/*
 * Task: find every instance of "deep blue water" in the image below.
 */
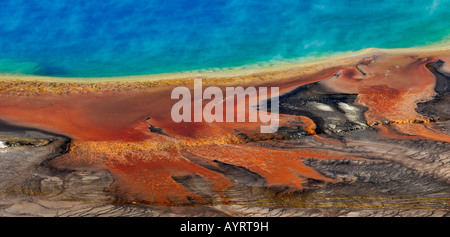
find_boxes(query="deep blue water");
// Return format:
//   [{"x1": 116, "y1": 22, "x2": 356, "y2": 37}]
[{"x1": 0, "y1": 0, "x2": 449, "y2": 77}]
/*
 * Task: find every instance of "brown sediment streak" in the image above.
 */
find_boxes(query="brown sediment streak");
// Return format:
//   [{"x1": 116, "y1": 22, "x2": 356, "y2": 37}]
[
  {"x1": 374, "y1": 123, "x2": 450, "y2": 143},
  {"x1": 54, "y1": 141, "x2": 235, "y2": 204},
  {"x1": 391, "y1": 123, "x2": 450, "y2": 143},
  {"x1": 105, "y1": 150, "x2": 231, "y2": 205},
  {"x1": 52, "y1": 136, "x2": 355, "y2": 203},
  {"x1": 184, "y1": 144, "x2": 355, "y2": 191},
  {"x1": 376, "y1": 126, "x2": 420, "y2": 140},
  {"x1": 55, "y1": 139, "x2": 356, "y2": 201}
]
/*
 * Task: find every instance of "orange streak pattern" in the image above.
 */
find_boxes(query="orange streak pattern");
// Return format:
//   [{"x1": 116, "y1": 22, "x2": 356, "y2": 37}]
[
  {"x1": 185, "y1": 144, "x2": 355, "y2": 191},
  {"x1": 105, "y1": 150, "x2": 231, "y2": 205},
  {"x1": 1, "y1": 52, "x2": 449, "y2": 204},
  {"x1": 53, "y1": 139, "x2": 356, "y2": 203}
]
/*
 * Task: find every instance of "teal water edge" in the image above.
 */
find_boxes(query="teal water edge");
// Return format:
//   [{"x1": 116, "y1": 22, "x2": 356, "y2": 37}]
[{"x1": 0, "y1": 0, "x2": 449, "y2": 77}]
